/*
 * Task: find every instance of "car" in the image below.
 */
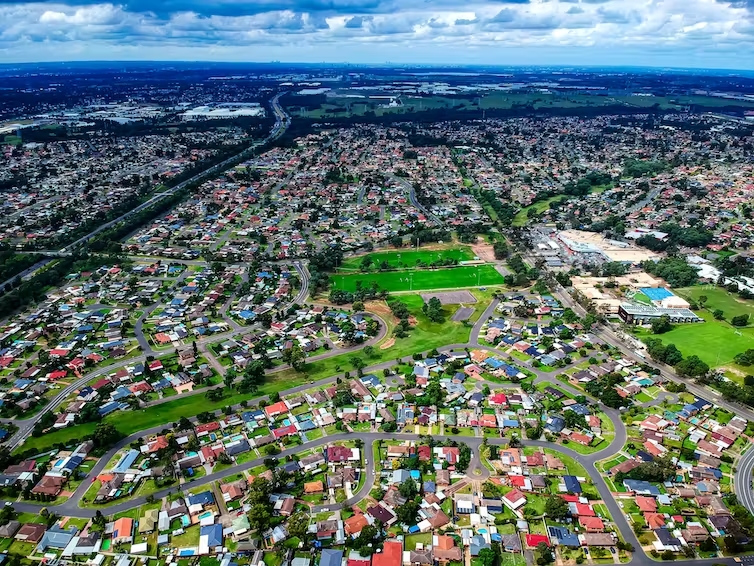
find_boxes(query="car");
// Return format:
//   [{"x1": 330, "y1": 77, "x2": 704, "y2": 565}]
[{"x1": 610, "y1": 548, "x2": 616, "y2": 555}]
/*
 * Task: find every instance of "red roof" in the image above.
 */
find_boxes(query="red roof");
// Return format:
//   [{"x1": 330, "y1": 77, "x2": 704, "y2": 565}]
[
  {"x1": 195, "y1": 422, "x2": 220, "y2": 434},
  {"x1": 574, "y1": 503, "x2": 595, "y2": 517},
  {"x1": 92, "y1": 379, "x2": 110, "y2": 390},
  {"x1": 636, "y1": 496, "x2": 657, "y2": 513},
  {"x1": 273, "y1": 424, "x2": 297, "y2": 438},
  {"x1": 148, "y1": 360, "x2": 163, "y2": 371},
  {"x1": 525, "y1": 535, "x2": 549, "y2": 548},
  {"x1": 560, "y1": 494, "x2": 580, "y2": 503},
  {"x1": 509, "y1": 475, "x2": 527, "y2": 487},
  {"x1": 489, "y1": 393, "x2": 508, "y2": 405},
  {"x1": 417, "y1": 446, "x2": 431, "y2": 461},
  {"x1": 579, "y1": 517, "x2": 605, "y2": 530},
  {"x1": 372, "y1": 541, "x2": 402, "y2": 566},
  {"x1": 265, "y1": 401, "x2": 289, "y2": 417},
  {"x1": 49, "y1": 349, "x2": 69, "y2": 357},
  {"x1": 47, "y1": 370, "x2": 67, "y2": 380}
]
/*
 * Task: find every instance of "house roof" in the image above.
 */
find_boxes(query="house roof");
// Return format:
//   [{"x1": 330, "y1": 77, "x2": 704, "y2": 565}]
[{"x1": 372, "y1": 540, "x2": 402, "y2": 566}]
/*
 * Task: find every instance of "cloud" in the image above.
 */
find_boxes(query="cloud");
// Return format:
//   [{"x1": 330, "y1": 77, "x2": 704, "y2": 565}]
[{"x1": 0, "y1": 0, "x2": 751, "y2": 68}]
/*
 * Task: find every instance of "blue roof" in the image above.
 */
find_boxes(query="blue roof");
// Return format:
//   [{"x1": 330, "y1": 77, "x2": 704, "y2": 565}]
[
  {"x1": 188, "y1": 491, "x2": 214, "y2": 506},
  {"x1": 113, "y1": 449, "x2": 140, "y2": 474},
  {"x1": 623, "y1": 479, "x2": 661, "y2": 495},
  {"x1": 200, "y1": 524, "x2": 223, "y2": 547},
  {"x1": 548, "y1": 526, "x2": 580, "y2": 547},
  {"x1": 320, "y1": 549, "x2": 343, "y2": 566},
  {"x1": 563, "y1": 476, "x2": 582, "y2": 493}
]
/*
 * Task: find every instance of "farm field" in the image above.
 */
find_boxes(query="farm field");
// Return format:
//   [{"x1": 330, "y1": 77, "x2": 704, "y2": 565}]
[
  {"x1": 339, "y1": 246, "x2": 476, "y2": 272},
  {"x1": 331, "y1": 264, "x2": 504, "y2": 293}
]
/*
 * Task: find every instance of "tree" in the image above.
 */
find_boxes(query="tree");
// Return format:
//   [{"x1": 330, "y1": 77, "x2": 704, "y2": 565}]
[
  {"x1": 205, "y1": 388, "x2": 224, "y2": 402},
  {"x1": 478, "y1": 548, "x2": 497, "y2": 566},
  {"x1": 286, "y1": 512, "x2": 310, "y2": 541},
  {"x1": 398, "y1": 478, "x2": 418, "y2": 499},
  {"x1": 282, "y1": 343, "x2": 306, "y2": 371},
  {"x1": 536, "y1": 543, "x2": 554, "y2": 565},
  {"x1": 352, "y1": 301, "x2": 364, "y2": 312},
  {"x1": 544, "y1": 495, "x2": 569, "y2": 519},
  {"x1": 675, "y1": 355, "x2": 709, "y2": 378},
  {"x1": 349, "y1": 356, "x2": 367, "y2": 376},
  {"x1": 224, "y1": 367, "x2": 237, "y2": 390},
  {"x1": 698, "y1": 295, "x2": 708, "y2": 307},
  {"x1": 651, "y1": 315, "x2": 673, "y2": 334},
  {"x1": 732, "y1": 314, "x2": 750, "y2": 327},
  {"x1": 91, "y1": 422, "x2": 122, "y2": 449},
  {"x1": 396, "y1": 499, "x2": 420, "y2": 525},
  {"x1": 423, "y1": 296, "x2": 445, "y2": 323},
  {"x1": 248, "y1": 503, "x2": 272, "y2": 532}
]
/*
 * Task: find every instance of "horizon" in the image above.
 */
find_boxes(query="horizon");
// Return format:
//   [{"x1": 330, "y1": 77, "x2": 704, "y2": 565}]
[{"x1": 1, "y1": 0, "x2": 754, "y2": 70}]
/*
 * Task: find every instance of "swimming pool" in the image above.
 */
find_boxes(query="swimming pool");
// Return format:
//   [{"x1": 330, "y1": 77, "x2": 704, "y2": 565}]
[
  {"x1": 282, "y1": 418, "x2": 291, "y2": 426},
  {"x1": 198, "y1": 511, "x2": 213, "y2": 520},
  {"x1": 178, "y1": 549, "x2": 196, "y2": 557},
  {"x1": 181, "y1": 516, "x2": 190, "y2": 527},
  {"x1": 478, "y1": 528, "x2": 488, "y2": 534},
  {"x1": 230, "y1": 434, "x2": 244, "y2": 442},
  {"x1": 209, "y1": 433, "x2": 217, "y2": 441}
]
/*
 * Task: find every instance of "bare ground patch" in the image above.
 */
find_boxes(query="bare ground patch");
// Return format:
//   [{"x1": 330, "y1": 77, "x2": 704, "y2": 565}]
[
  {"x1": 471, "y1": 238, "x2": 496, "y2": 262},
  {"x1": 380, "y1": 337, "x2": 396, "y2": 350}
]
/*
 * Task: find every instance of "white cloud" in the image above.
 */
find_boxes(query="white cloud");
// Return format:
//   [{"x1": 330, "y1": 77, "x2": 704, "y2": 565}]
[{"x1": 0, "y1": 0, "x2": 751, "y2": 67}]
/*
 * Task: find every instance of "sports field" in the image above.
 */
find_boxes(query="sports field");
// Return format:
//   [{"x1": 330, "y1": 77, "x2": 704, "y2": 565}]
[
  {"x1": 339, "y1": 246, "x2": 476, "y2": 272},
  {"x1": 638, "y1": 310, "x2": 754, "y2": 370},
  {"x1": 331, "y1": 264, "x2": 504, "y2": 293},
  {"x1": 676, "y1": 286, "x2": 754, "y2": 320}
]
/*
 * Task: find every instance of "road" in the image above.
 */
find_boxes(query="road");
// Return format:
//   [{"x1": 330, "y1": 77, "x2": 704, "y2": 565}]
[
  {"x1": 0, "y1": 271, "x2": 751, "y2": 566},
  {"x1": 1, "y1": 95, "x2": 292, "y2": 448},
  {"x1": 388, "y1": 174, "x2": 443, "y2": 226},
  {"x1": 2, "y1": 92, "x2": 290, "y2": 293}
]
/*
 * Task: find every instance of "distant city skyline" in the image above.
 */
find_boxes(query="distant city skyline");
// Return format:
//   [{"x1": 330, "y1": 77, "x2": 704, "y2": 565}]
[{"x1": 2, "y1": 0, "x2": 754, "y2": 70}]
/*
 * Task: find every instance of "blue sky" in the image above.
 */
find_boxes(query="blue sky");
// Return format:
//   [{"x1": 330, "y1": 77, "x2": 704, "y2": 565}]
[{"x1": 2, "y1": 0, "x2": 754, "y2": 69}]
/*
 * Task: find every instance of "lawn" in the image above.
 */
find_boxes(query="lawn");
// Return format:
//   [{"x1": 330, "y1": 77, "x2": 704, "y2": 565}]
[
  {"x1": 636, "y1": 308, "x2": 754, "y2": 370},
  {"x1": 677, "y1": 285, "x2": 754, "y2": 319},
  {"x1": 331, "y1": 264, "x2": 504, "y2": 293},
  {"x1": 339, "y1": 246, "x2": 476, "y2": 272}
]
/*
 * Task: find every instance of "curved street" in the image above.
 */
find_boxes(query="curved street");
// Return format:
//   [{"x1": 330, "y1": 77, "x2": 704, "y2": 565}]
[{"x1": 3, "y1": 289, "x2": 747, "y2": 566}]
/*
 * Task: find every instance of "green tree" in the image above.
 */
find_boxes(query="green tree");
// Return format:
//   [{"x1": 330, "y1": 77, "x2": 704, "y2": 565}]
[{"x1": 544, "y1": 495, "x2": 569, "y2": 519}]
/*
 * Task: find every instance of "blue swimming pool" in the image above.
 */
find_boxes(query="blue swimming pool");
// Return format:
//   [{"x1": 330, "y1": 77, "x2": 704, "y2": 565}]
[
  {"x1": 181, "y1": 516, "x2": 190, "y2": 527},
  {"x1": 198, "y1": 511, "x2": 213, "y2": 520},
  {"x1": 478, "y1": 528, "x2": 488, "y2": 534},
  {"x1": 282, "y1": 418, "x2": 291, "y2": 426},
  {"x1": 179, "y1": 549, "x2": 196, "y2": 557}
]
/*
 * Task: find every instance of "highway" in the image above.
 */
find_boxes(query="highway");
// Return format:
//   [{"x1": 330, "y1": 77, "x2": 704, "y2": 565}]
[{"x1": 0, "y1": 93, "x2": 292, "y2": 448}]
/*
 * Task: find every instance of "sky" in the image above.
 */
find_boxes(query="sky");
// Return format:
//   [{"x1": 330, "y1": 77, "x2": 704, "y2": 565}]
[{"x1": 2, "y1": 0, "x2": 754, "y2": 69}]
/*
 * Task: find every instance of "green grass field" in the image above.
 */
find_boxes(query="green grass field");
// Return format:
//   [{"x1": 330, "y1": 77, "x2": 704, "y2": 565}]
[
  {"x1": 676, "y1": 286, "x2": 754, "y2": 319},
  {"x1": 339, "y1": 246, "x2": 476, "y2": 272},
  {"x1": 331, "y1": 264, "x2": 503, "y2": 293},
  {"x1": 288, "y1": 92, "x2": 754, "y2": 120},
  {"x1": 637, "y1": 309, "x2": 754, "y2": 371}
]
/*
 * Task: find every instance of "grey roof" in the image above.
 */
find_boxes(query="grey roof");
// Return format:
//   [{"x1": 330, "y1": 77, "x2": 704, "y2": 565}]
[{"x1": 36, "y1": 525, "x2": 77, "y2": 551}]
